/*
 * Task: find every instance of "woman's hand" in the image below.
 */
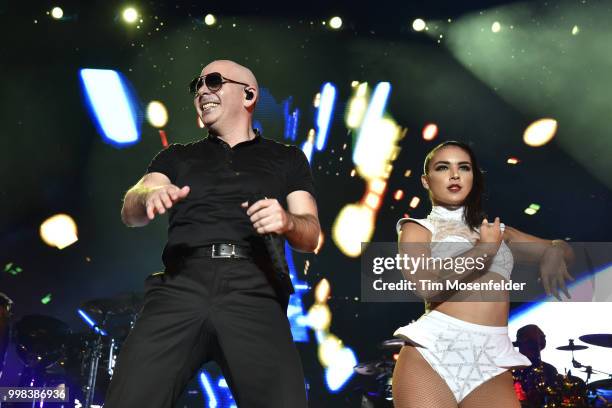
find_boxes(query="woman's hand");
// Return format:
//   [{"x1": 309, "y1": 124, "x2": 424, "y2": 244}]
[
  {"x1": 477, "y1": 217, "x2": 503, "y2": 257},
  {"x1": 539, "y1": 244, "x2": 574, "y2": 300}
]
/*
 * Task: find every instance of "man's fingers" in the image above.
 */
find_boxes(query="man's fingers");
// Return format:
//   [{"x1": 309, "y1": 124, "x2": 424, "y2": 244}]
[
  {"x1": 253, "y1": 214, "x2": 275, "y2": 230},
  {"x1": 146, "y1": 203, "x2": 155, "y2": 220},
  {"x1": 179, "y1": 185, "x2": 190, "y2": 197},
  {"x1": 154, "y1": 198, "x2": 166, "y2": 215},
  {"x1": 161, "y1": 192, "x2": 173, "y2": 208},
  {"x1": 246, "y1": 199, "x2": 269, "y2": 216},
  {"x1": 250, "y1": 207, "x2": 274, "y2": 224}
]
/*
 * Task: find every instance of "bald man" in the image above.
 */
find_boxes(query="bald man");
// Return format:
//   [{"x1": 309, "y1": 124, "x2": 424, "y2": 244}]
[{"x1": 104, "y1": 60, "x2": 318, "y2": 407}]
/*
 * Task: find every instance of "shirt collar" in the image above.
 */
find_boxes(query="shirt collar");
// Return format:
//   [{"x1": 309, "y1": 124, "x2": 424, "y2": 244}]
[{"x1": 207, "y1": 128, "x2": 262, "y2": 148}]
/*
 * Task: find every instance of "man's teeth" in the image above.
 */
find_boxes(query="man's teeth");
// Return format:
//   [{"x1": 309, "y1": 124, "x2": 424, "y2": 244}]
[{"x1": 201, "y1": 102, "x2": 219, "y2": 110}]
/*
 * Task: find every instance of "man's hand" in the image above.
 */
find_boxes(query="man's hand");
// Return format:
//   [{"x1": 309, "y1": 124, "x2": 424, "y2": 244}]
[
  {"x1": 145, "y1": 185, "x2": 190, "y2": 220},
  {"x1": 241, "y1": 198, "x2": 293, "y2": 235}
]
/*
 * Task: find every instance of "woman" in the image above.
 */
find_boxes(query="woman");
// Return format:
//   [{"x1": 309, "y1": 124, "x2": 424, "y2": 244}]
[{"x1": 391, "y1": 141, "x2": 574, "y2": 408}]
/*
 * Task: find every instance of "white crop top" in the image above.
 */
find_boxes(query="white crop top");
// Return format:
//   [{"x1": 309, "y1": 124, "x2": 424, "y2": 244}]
[{"x1": 396, "y1": 205, "x2": 514, "y2": 280}]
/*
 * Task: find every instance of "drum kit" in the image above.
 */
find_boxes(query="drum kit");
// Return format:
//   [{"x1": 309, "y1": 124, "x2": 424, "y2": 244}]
[
  {"x1": 511, "y1": 336, "x2": 612, "y2": 408},
  {"x1": 0, "y1": 291, "x2": 143, "y2": 408},
  {"x1": 353, "y1": 335, "x2": 612, "y2": 408},
  {"x1": 353, "y1": 338, "x2": 404, "y2": 408}
]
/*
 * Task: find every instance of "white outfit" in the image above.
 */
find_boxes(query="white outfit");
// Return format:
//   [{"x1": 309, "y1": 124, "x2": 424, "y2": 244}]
[
  {"x1": 396, "y1": 205, "x2": 514, "y2": 280},
  {"x1": 393, "y1": 206, "x2": 530, "y2": 403}
]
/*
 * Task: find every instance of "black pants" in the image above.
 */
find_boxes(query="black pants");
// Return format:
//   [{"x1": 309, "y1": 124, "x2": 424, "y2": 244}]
[{"x1": 104, "y1": 255, "x2": 308, "y2": 408}]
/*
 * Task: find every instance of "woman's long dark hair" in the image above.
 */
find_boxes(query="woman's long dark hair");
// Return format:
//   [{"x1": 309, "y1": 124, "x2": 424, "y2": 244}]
[{"x1": 423, "y1": 141, "x2": 486, "y2": 231}]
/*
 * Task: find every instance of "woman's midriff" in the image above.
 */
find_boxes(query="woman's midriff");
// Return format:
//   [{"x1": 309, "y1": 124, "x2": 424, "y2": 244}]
[{"x1": 429, "y1": 300, "x2": 509, "y2": 326}]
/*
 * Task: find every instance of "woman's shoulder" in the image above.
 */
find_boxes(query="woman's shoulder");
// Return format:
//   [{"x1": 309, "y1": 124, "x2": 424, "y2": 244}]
[{"x1": 396, "y1": 217, "x2": 434, "y2": 235}]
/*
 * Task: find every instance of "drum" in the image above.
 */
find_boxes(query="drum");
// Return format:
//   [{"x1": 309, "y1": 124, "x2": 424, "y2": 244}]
[
  {"x1": 587, "y1": 379, "x2": 612, "y2": 408},
  {"x1": 512, "y1": 365, "x2": 563, "y2": 408},
  {"x1": 14, "y1": 314, "x2": 71, "y2": 369},
  {"x1": 558, "y1": 373, "x2": 588, "y2": 407}
]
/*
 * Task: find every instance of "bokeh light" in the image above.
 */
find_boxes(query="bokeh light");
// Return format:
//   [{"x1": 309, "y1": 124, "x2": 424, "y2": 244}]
[
  {"x1": 315, "y1": 278, "x2": 331, "y2": 303},
  {"x1": 122, "y1": 7, "x2": 138, "y2": 24},
  {"x1": 422, "y1": 123, "x2": 438, "y2": 141},
  {"x1": 146, "y1": 100, "x2": 169, "y2": 128},
  {"x1": 491, "y1": 21, "x2": 501, "y2": 33},
  {"x1": 307, "y1": 304, "x2": 332, "y2": 331},
  {"x1": 507, "y1": 157, "x2": 520, "y2": 165},
  {"x1": 329, "y1": 16, "x2": 342, "y2": 30},
  {"x1": 524, "y1": 203, "x2": 541, "y2": 215},
  {"x1": 409, "y1": 196, "x2": 420, "y2": 208},
  {"x1": 204, "y1": 14, "x2": 216, "y2": 26},
  {"x1": 333, "y1": 204, "x2": 374, "y2": 257},
  {"x1": 345, "y1": 82, "x2": 369, "y2": 129},
  {"x1": 51, "y1": 7, "x2": 63, "y2": 20},
  {"x1": 523, "y1": 118, "x2": 558, "y2": 147},
  {"x1": 318, "y1": 334, "x2": 343, "y2": 367},
  {"x1": 412, "y1": 18, "x2": 426, "y2": 32},
  {"x1": 39, "y1": 213, "x2": 78, "y2": 250}
]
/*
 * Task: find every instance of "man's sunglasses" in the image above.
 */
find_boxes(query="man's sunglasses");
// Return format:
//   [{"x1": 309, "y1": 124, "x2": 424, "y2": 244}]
[{"x1": 189, "y1": 72, "x2": 250, "y2": 95}]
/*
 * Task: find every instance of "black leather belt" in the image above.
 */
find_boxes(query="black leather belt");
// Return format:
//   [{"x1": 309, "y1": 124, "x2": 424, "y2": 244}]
[{"x1": 192, "y1": 243, "x2": 252, "y2": 259}]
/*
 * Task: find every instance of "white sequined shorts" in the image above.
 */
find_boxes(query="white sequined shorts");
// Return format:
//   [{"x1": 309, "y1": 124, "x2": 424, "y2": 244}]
[{"x1": 394, "y1": 310, "x2": 531, "y2": 403}]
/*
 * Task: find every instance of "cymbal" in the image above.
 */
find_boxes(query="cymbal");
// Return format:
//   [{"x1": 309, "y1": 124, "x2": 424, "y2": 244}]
[
  {"x1": 587, "y1": 379, "x2": 612, "y2": 390},
  {"x1": 557, "y1": 344, "x2": 588, "y2": 351},
  {"x1": 579, "y1": 334, "x2": 612, "y2": 348},
  {"x1": 81, "y1": 292, "x2": 143, "y2": 316},
  {"x1": 379, "y1": 338, "x2": 406, "y2": 350}
]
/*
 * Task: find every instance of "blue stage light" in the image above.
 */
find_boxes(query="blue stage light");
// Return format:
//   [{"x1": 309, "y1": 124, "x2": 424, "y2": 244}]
[
  {"x1": 199, "y1": 371, "x2": 218, "y2": 408},
  {"x1": 79, "y1": 68, "x2": 140, "y2": 147},
  {"x1": 315, "y1": 83, "x2": 336, "y2": 151},
  {"x1": 324, "y1": 347, "x2": 357, "y2": 392},
  {"x1": 286, "y1": 241, "x2": 310, "y2": 343},
  {"x1": 77, "y1": 309, "x2": 107, "y2": 336},
  {"x1": 283, "y1": 97, "x2": 300, "y2": 141}
]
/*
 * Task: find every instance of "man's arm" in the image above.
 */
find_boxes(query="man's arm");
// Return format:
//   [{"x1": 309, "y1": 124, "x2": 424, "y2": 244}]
[
  {"x1": 242, "y1": 190, "x2": 321, "y2": 253},
  {"x1": 121, "y1": 172, "x2": 190, "y2": 227},
  {"x1": 284, "y1": 190, "x2": 320, "y2": 252}
]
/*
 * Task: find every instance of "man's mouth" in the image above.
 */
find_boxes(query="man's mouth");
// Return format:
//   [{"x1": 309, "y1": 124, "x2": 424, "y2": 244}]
[{"x1": 201, "y1": 102, "x2": 220, "y2": 112}]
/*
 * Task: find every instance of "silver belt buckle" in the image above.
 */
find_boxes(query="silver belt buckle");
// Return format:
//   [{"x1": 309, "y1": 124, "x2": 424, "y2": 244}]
[{"x1": 211, "y1": 244, "x2": 235, "y2": 258}]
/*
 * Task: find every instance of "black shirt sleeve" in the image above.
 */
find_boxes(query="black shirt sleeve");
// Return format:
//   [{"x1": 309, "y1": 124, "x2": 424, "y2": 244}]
[
  {"x1": 146, "y1": 144, "x2": 180, "y2": 183},
  {"x1": 286, "y1": 146, "x2": 316, "y2": 198}
]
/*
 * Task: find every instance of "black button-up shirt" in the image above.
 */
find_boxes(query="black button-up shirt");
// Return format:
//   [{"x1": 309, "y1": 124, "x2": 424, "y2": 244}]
[{"x1": 146, "y1": 131, "x2": 316, "y2": 254}]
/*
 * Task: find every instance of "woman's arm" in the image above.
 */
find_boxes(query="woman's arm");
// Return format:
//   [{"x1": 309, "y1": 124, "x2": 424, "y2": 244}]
[
  {"x1": 504, "y1": 226, "x2": 575, "y2": 299},
  {"x1": 503, "y1": 226, "x2": 575, "y2": 266}
]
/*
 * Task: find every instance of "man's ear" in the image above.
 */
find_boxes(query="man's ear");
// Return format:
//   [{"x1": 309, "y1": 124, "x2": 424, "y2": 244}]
[
  {"x1": 244, "y1": 87, "x2": 257, "y2": 105},
  {"x1": 421, "y1": 174, "x2": 430, "y2": 190}
]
